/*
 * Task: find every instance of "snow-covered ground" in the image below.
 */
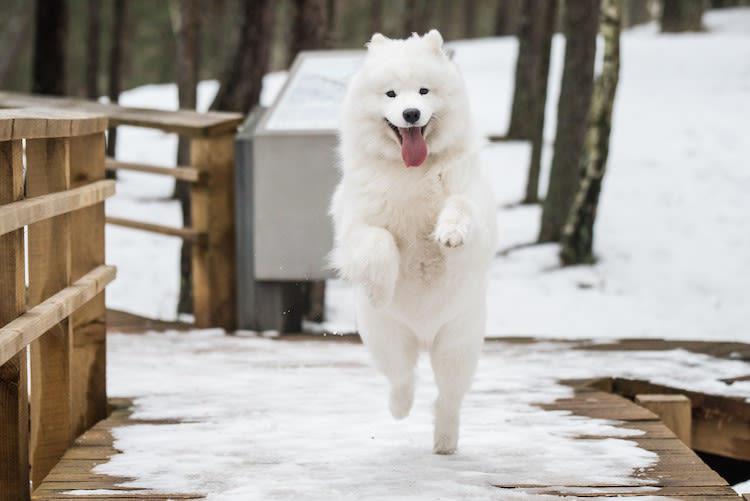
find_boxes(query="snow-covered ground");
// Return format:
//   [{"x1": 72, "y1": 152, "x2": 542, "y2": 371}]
[
  {"x1": 106, "y1": 9, "x2": 750, "y2": 342},
  {"x1": 95, "y1": 333, "x2": 747, "y2": 500}
]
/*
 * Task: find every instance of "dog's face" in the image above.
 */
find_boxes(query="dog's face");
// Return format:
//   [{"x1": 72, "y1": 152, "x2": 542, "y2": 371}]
[{"x1": 340, "y1": 30, "x2": 471, "y2": 169}]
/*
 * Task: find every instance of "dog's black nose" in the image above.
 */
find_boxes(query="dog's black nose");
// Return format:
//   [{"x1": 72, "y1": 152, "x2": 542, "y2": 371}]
[{"x1": 403, "y1": 108, "x2": 420, "y2": 124}]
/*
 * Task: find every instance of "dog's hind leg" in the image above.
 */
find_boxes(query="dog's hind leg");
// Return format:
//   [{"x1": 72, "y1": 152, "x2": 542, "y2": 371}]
[
  {"x1": 429, "y1": 310, "x2": 484, "y2": 454},
  {"x1": 357, "y1": 301, "x2": 418, "y2": 420}
]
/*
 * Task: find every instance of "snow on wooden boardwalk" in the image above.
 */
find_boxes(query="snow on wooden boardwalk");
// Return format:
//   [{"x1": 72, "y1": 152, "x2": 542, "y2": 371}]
[
  {"x1": 32, "y1": 324, "x2": 749, "y2": 500},
  {"x1": 33, "y1": 388, "x2": 741, "y2": 500}
]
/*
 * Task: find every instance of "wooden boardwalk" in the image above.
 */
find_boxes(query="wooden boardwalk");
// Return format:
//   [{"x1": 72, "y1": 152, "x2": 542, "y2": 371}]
[
  {"x1": 32, "y1": 333, "x2": 745, "y2": 500},
  {"x1": 32, "y1": 398, "x2": 202, "y2": 501}
]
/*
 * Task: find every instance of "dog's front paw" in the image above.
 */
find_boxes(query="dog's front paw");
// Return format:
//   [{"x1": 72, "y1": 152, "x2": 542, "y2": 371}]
[
  {"x1": 435, "y1": 220, "x2": 470, "y2": 248},
  {"x1": 434, "y1": 197, "x2": 476, "y2": 249}
]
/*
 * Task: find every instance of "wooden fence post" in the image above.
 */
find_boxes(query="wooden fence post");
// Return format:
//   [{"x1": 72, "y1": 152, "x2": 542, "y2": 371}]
[
  {"x1": 190, "y1": 134, "x2": 236, "y2": 330},
  {"x1": 0, "y1": 139, "x2": 30, "y2": 501},
  {"x1": 69, "y1": 132, "x2": 108, "y2": 434},
  {"x1": 25, "y1": 137, "x2": 74, "y2": 488},
  {"x1": 636, "y1": 394, "x2": 692, "y2": 447}
]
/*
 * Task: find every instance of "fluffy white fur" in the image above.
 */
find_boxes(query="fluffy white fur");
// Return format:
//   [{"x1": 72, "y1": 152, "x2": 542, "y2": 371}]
[{"x1": 330, "y1": 30, "x2": 497, "y2": 454}]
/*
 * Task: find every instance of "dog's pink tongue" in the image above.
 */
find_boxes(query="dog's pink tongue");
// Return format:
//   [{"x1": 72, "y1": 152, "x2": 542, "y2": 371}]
[{"x1": 400, "y1": 127, "x2": 427, "y2": 167}]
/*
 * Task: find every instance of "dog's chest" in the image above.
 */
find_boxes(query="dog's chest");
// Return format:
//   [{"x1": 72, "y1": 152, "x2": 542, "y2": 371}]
[
  {"x1": 377, "y1": 177, "x2": 448, "y2": 284},
  {"x1": 399, "y1": 228, "x2": 445, "y2": 285}
]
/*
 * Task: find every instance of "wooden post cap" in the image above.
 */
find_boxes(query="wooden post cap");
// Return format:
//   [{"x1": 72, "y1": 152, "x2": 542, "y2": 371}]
[{"x1": 636, "y1": 394, "x2": 692, "y2": 447}]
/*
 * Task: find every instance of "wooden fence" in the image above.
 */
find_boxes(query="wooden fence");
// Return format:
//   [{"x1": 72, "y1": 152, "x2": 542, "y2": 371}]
[
  {"x1": 0, "y1": 108, "x2": 116, "y2": 500},
  {"x1": 0, "y1": 91, "x2": 245, "y2": 330}
]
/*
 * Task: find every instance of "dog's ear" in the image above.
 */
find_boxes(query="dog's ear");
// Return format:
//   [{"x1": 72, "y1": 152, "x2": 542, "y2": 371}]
[
  {"x1": 367, "y1": 33, "x2": 389, "y2": 49},
  {"x1": 423, "y1": 29, "x2": 444, "y2": 53}
]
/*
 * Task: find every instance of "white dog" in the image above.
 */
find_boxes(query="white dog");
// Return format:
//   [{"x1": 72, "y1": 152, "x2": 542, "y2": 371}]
[{"x1": 330, "y1": 30, "x2": 497, "y2": 454}]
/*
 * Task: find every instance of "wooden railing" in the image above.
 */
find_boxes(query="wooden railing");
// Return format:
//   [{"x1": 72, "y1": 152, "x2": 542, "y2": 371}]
[
  {"x1": 0, "y1": 91, "x2": 245, "y2": 330},
  {"x1": 0, "y1": 108, "x2": 116, "y2": 500}
]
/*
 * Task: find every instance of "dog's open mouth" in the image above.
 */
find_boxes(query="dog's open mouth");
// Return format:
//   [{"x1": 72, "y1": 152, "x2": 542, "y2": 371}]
[{"x1": 385, "y1": 119, "x2": 428, "y2": 167}]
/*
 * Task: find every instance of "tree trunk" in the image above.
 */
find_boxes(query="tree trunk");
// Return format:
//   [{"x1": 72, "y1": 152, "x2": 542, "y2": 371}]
[
  {"x1": 369, "y1": 0, "x2": 385, "y2": 35},
  {"x1": 661, "y1": 0, "x2": 704, "y2": 32},
  {"x1": 495, "y1": 0, "x2": 523, "y2": 36},
  {"x1": 289, "y1": 0, "x2": 330, "y2": 63},
  {"x1": 107, "y1": 0, "x2": 127, "y2": 161},
  {"x1": 0, "y1": 3, "x2": 34, "y2": 89},
  {"x1": 210, "y1": 0, "x2": 276, "y2": 112},
  {"x1": 32, "y1": 0, "x2": 67, "y2": 95},
  {"x1": 404, "y1": 0, "x2": 429, "y2": 37},
  {"x1": 622, "y1": 0, "x2": 651, "y2": 28},
  {"x1": 538, "y1": 0, "x2": 599, "y2": 243},
  {"x1": 463, "y1": 0, "x2": 477, "y2": 38},
  {"x1": 560, "y1": 0, "x2": 621, "y2": 266},
  {"x1": 170, "y1": 0, "x2": 201, "y2": 315},
  {"x1": 85, "y1": 0, "x2": 101, "y2": 99},
  {"x1": 506, "y1": 0, "x2": 557, "y2": 141},
  {"x1": 520, "y1": 0, "x2": 558, "y2": 204},
  {"x1": 327, "y1": 0, "x2": 337, "y2": 45}
]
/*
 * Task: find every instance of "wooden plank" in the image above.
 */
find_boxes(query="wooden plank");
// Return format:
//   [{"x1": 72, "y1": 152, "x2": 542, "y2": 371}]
[
  {"x1": 106, "y1": 308, "x2": 193, "y2": 333},
  {"x1": 60, "y1": 447, "x2": 121, "y2": 460},
  {"x1": 25, "y1": 137, "x2": 75, "y2": 488},
  {"x1": 0, "y1": 107, "x2": 107, "y2": 140},
  {"x1": 0, "y1": 179, "x2": 115, "y2": 236},
  {"x1": 191, "y1": 134, "x2": 237, "y2": 329},
  {"x1": 0, "y1": 265, "x2": 116, "y2": 366},
  {"x1": 0, "y1": 139, "x2": 30, "y2": 501},
  {"x1": 55, "y1": 461, "x2": 113, "y2": 473},
  {"x1": 576, "y1": 339, "x2": 750, "y2": 361},
  {"x1": 106, "y1": 216, "x2": 206, "y2": 243},
  {"x1": 693, "y1": 414, "x2": 750, "y2": 463},
  {"x1": 495, "y1": 485, "x2": 741, "y2": 498},
  {"x1": 105, "y1": 157, "x2": 201, "y2": 182},
  {"x1": 0, "y1": 91, "x2": 243, "y2": 137},
  {"x1": 540, "y1": 390, "x2": 659, "y2": 421},
  {"x1": 71, "y1": 428, "x2": 113, "y2": 447},
  {"x1": 636, "y1": 394, "x2": 692, "y2": 446},
  {"x1": 0, "y1": 117, "x2": 11, "y2": 139},
  {"x1": 69, "y1": 132, "x2": 109, "y2": 436},
  {"x1": 32, "y1": 490, "x2": 206, "y2": 501},
  {"x1": 636, "y1": 461, "x2": 728, "y2": 487},
  {"x1": 576, "y1": 420, "x2": 679, "y2": 440}
]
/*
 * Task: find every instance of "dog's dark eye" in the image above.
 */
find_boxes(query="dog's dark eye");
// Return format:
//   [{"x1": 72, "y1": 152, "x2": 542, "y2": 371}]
[
  {"x1": 386, "y1": 90, "x2": 396, "y2": 98},
  {"x1": 419, "y1": 88, "x2": 429, "y2": 95}
]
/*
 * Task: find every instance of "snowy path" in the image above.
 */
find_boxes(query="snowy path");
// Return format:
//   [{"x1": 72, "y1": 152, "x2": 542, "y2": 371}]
[{"x1": 50, "y1": 331, "x2": 741, "y2": 500}]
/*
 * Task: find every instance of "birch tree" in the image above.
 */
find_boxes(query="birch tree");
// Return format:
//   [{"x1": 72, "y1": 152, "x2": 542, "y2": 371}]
[{"x1": 560, "y1": 0, "x2": 622, "y2": 265}]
